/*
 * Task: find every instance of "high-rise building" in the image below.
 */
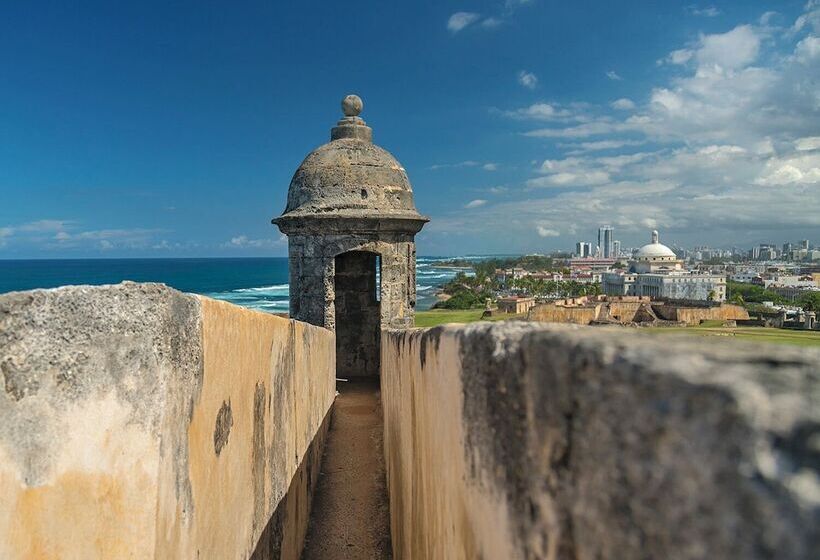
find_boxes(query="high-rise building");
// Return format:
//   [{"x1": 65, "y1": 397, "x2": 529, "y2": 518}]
[
  {"x1": 598, "y1": 226, "x2": 614, "y2": 258},
  {"x1": 575, "y1": 241, "x2": 592, "y2": 258},
  {"x1": 612, "y1": 240, "x2": 621, "y2": 258},
  {"x1": 783, "y1": 242, "x2": 792, "y2": 256},
  {"x1": 801, "y1": 239, "x2": 810, "y2": 250}
]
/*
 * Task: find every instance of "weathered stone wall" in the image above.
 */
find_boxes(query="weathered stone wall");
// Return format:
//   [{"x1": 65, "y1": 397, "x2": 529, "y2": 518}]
[
  {"x1": 527, "y1": 303, "x2": 600, "y2": 324},
  {"x1": 0, "y1": 283, "x2": 335, "y2": 560},
  {"x1": 652, "y1": 303, "x2": 750, "y2": 325},
  {"x1": 382, "y1": 323, "x2": 819, "y2": 560},
  {"x1": 287, "y1": 232, "x2": 417, "y2": 331}
]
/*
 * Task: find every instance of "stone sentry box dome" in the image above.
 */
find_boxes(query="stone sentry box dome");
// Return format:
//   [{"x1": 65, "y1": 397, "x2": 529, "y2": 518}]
[{"x1": 273, "y1": 95, "x2": 428, "y2": 378}]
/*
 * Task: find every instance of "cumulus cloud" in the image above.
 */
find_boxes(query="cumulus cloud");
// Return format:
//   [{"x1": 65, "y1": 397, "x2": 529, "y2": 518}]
[
  {"x1": 611, "y1": 98, "x2": 636, "y2": 110},
  {"x1": 606, "y1": 70, "x2": 623, "y2": 81},
  {"x1": 465, "y1": 199, "x2": 488, "y2": 209},
  {"x1": 518, "y1": 70, "x2": 538, "y2": 89},
  {"x1": 0, "y1": 219, "x2": 168, "y2": 251},
  {"x1": 503, "y1": 102, "x2": 577, "y2": 121},
  {"x1": 447, "y1": 12, "x2": 481, "y2": 33},
  {"x1": 796, "y1": 136, "x2": 820, "y2": 151},
  {"x1": 470, "y1": 5, "x2": 820, "y2": 248},
  {"x1": 536, "y1": 226, "x2": 560, "y2": 237}
]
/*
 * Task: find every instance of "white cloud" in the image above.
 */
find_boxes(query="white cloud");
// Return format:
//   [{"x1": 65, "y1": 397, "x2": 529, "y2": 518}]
[
  {"x1": 447, "y1": 12, "x2": 481, "y2": 33},
  {"x1": 224, "y1": 235, "x2": 286, "y2": 249},
  {"x1": 518, "y1": 70, "x2": 538, "y2": 89},
  {"x1": 696, "y1": 25, "x2": 761, "y2": 69},
  {"x1": 465, "y1": 199, "x2": 488, "y2": 209},
  {"x1": 504, "y1": 102, "x2": 575, "y2": 121},
  {"x1": 795, "y1": 35, "x2": 820, "y2": 62},
  {"x1": 429, "y1": 160, "x2": 497, "y2": 171},
  {"x1": 536, "y1": 226, "x2": 560, "y2": 237},
  {"x1": 796, "y1": 136, "x2": 820, "y2": 151},
  {"x1": 481, "y1": 17, "x2": 502, "y2": 28},
  {"x1": 755, "y1": 153, "x2": 820, "y2": 186},
  {"x1": 687, "y1": 5, "x2": 720, "y2": 17},
  {"x1": 606, "y1": 70, "x2": 623, "y2": 81},
  {"x1": 666, "y1": 48, "x2": 694, "y2": 65},
  {"x1": 437, "y1": 5, "x2": 820, "y2": 249},
  {"x1": 611, "y1": 98, "x2": 636, "y2": 110},
  {"x1": 562, "y1": 139, "x2": 646, "y2": 154}
]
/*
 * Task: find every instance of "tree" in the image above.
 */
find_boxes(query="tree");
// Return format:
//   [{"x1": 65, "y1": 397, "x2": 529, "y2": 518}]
[{"x1": 798, "y1": 291, "x2": 820, "y2": 312}]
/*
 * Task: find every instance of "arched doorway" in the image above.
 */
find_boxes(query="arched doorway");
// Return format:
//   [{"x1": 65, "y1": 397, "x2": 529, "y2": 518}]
[{"x1": 334, "y1": 250, "x2": 381, "y2": 378}]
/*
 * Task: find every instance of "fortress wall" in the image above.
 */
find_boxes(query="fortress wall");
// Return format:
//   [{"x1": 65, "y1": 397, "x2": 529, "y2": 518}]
[
  {"x1": 652, "y1": 303, "x2": 750, "y2": 325},
  {"x1": 606, "y1": 301, "x2": 646, "y2": 322},
  {"x1": 0, "y1": 283, "x2": 335, "y2": 560},
  {"x1": 527, "y1": 304, "x2": 599, "y2": 324},
  {"x1": 381, "y1": 323, "x2": 819, "y2": 560}
]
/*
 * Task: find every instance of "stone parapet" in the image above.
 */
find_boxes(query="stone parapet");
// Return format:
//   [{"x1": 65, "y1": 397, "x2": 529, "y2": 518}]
[
  {"x1": 382, "y1": 323, "x2": 819, "y2": 559},
  {"x1": 0, "y1": 283, "x2": 335, "y2": 560}
]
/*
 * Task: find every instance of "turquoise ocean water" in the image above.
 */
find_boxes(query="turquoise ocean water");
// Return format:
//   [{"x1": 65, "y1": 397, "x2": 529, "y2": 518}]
[{"x1": 0, "y1": 257, "x2": 464, "y2": 312}]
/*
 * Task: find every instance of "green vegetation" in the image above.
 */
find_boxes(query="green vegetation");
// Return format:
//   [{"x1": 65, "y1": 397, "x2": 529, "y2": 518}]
[
  {"x1": 415, "y1": 309, "x2": 524, "y2": 327},
  {"x1": 433, "y1": 257, "x2": 602, "y2": 310},
  {"x1": 415, "y1": 311, "x2": 820, "y2": 347},
  {"x1": 644, "y1": 324, "x2": 820, "y2": 347},
  {"x1": 727, "y1": 279, "x2": 820, "y2": 311},
  {"x1": 727, "y1": 279, "x2": 787, "y2": 305},
  {"x1": 435, "y1": 272, "x2": 495, "y2": 310}
]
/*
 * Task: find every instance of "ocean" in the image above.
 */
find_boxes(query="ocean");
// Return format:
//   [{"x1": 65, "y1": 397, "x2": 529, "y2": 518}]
[{"x1": 0, "y1": 257, "x2": 467, "y2": 313}]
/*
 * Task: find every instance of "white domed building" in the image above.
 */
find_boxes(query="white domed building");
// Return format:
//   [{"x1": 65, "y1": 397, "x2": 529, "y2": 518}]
[
  {"x1": 603, "y1": 231, "x2": 726, "y2": 301},
  {"x1": 632, "y1": 230, "x2": 682, "y2": 273}
]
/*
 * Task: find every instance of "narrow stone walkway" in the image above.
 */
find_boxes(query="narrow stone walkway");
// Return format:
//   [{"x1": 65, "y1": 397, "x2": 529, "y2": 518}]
[{"x1": 301, "y1": 379, "x2": 392, "y2": 559}]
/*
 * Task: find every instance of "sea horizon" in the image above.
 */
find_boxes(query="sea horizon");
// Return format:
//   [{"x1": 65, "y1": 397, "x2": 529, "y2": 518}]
[{"x1": 0, "y1": 255, "x2": 475, "y2": 312}]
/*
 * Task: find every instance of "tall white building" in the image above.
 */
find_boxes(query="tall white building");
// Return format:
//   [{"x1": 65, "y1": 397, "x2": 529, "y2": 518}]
[
  {"x1": 602, "y1": 231, "x2": 726, "y2": 301},
  {"x1": 575, "y1": 241, "x2": 592, "y2": 257},
  {"x1": 612, "y1": 240, "x2": 621, "y2": 258},
  {"x1": 598, "y1": 226, "x2": 614, "y2": 258}
]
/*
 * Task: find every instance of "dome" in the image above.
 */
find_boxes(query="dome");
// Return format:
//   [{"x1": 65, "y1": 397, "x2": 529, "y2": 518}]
[
  {"x1": 634, "y1": 230, "x2": 677, "y2": 259},
  {"x1": 274, "y1": 95, "x2": 427, "y2": 226}
]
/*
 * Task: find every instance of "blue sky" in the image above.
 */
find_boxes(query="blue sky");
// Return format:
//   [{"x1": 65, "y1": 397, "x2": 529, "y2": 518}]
[{"x1": 1, "y1": 0, "x2": 818, "y2": 258}]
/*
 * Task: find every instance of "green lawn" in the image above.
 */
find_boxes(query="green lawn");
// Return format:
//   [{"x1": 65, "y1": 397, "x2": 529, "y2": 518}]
[
  {"x1": 414, "y1": 310, "x2": 820, "y2": 348},
  {"x1": 414, "y1": 309, "x2": 524, "y2": 328},
  {"x1": 643, "y1": 325, "x2": 820, "y2": 348}
]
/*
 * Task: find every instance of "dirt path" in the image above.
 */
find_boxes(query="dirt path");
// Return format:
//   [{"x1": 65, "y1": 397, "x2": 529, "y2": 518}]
[{"x1": 301, "y1": 379, "x2": 392, "y2": 559}]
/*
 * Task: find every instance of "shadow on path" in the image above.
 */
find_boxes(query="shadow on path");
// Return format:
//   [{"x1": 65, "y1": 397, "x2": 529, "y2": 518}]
[{"x1": 301, "y1": 379, "x2": 392, "y2": 559}]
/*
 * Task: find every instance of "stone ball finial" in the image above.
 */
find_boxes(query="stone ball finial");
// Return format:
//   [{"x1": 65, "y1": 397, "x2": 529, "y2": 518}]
[{"x1": 342, "y1": 94, "x2": 363, "y2": 117}]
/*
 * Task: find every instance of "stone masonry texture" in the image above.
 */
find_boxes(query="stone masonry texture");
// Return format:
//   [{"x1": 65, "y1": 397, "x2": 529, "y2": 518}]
[
  {"x1": 381, "y1": 322, "x2": 820, "y2": 560},
  {"x1": 273, "y1": 96, "x2": 427, "y2": 377},
  {"x1": 0, "y1": 283, "x2": 335, "y2": 560}
]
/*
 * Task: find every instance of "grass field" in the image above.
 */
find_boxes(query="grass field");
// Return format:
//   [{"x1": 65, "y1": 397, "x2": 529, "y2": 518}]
[
  {"x1": 414, "y1": 310, "x2": 820, "y2": 348},
  {"x1": 414, "y1": 309, "x2": 524, "y2": 327},
  {"x1": 642, "y1": 324, "x2": 820, "y2": 347}
]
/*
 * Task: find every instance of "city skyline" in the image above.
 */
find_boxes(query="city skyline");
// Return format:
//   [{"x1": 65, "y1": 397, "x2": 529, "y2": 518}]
[{"x1": 1, "y1": 0, "x2": 819, "y2": 258}]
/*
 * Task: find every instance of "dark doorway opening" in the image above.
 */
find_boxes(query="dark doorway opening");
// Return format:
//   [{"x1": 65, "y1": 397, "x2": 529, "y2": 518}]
[{"x1": 334, "y1": 251, "x2": 381, "y2": 378}]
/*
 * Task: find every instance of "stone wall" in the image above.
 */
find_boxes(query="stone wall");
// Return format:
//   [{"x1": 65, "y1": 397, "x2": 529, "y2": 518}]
[
  {"x1": 0, "y1": 283, "x2": 335, "y2": 560},
  {"x1": 652, "y1": 302, "x2": 750, "y2": 325},
  {"x1": 286, "y1": 232, "x2": 417, "y2": 330},
  {"x1": 527, "y1": 303, "x2": 601, "y2": 324},
  {"x1": 381, "y1": 323, "x2": 819, "y2": 560}
]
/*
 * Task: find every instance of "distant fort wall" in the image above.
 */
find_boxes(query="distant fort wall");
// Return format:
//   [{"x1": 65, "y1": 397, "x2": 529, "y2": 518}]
[
  {"x1": 652, "y1": 302, "x2": 749, "y2": 325},
  {"x1": 0, "y1": 283, "x2": 335, "y2": 560},
  {"x1": 381, "y1": 323, "x2": 818, "y2": 559},
  {"x1": 528, "y1": 296, "x2": 749, "y2": 326}
]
